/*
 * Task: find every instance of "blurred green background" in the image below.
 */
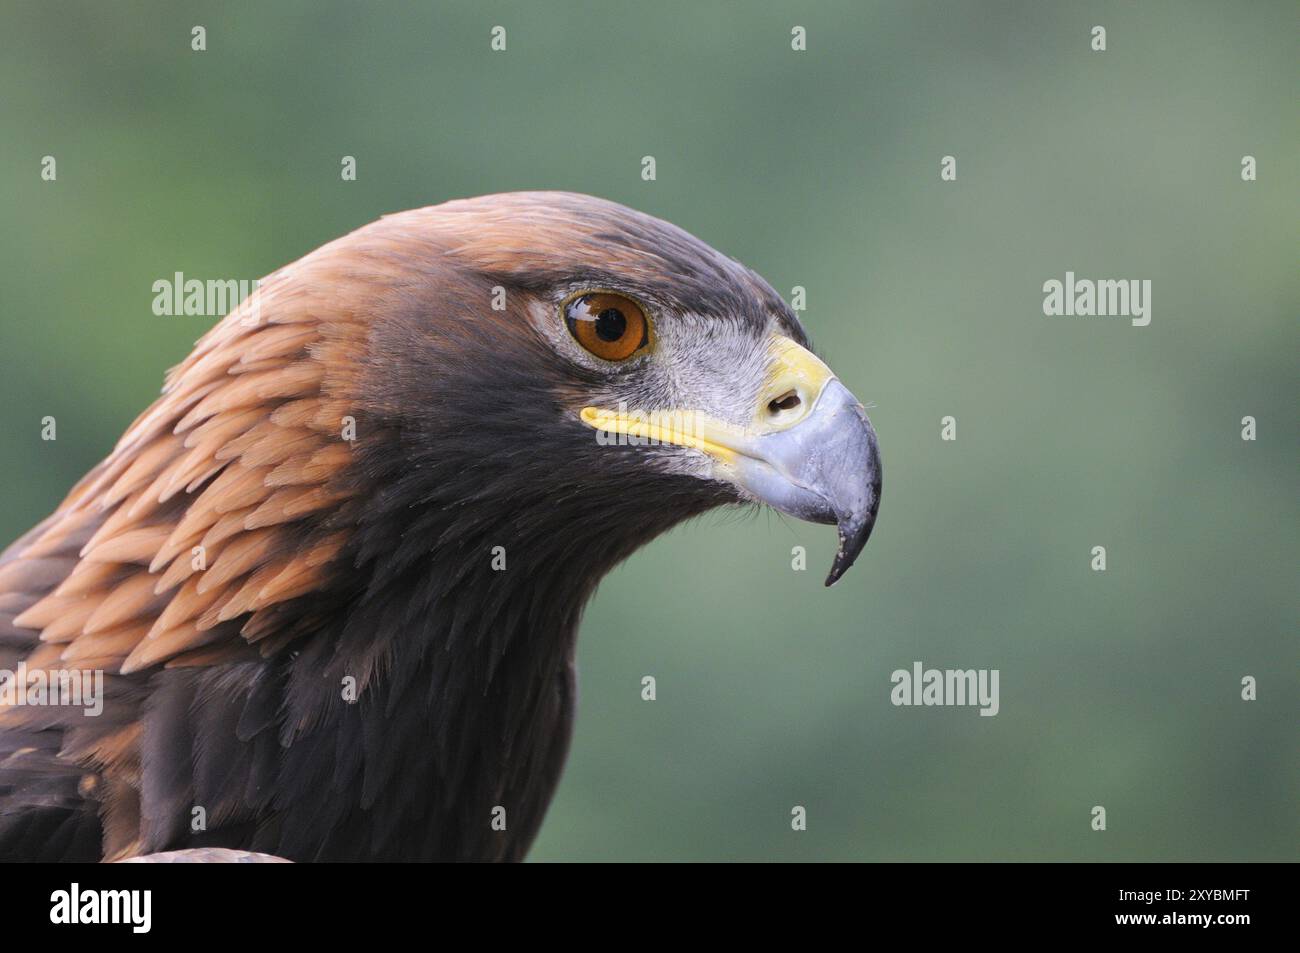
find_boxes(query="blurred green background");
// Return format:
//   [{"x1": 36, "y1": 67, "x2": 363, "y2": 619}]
[{"x1": 0, "y1": 1, "x2": 1295, "y2": 861}]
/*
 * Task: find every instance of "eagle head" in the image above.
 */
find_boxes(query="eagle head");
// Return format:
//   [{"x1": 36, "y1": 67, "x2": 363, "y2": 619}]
[
  {"x1": 349, "y1": 191, "x2": 881, "y2": 587},
  {"x1": 0, "y1": 191, "x2": 880, "y2": 862}
]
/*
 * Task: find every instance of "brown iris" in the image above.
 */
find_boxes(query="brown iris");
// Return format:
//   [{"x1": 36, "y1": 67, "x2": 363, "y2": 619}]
[{"x1": 564, "y1": 292, "x2": 650, "y2": 362}]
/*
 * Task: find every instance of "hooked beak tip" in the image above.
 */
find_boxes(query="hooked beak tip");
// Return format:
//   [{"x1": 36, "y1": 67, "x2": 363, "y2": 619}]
[
  {"x1": 823, "y1": 498, "x2": 879, "y2": 587},
  {"x1": 821, "y1": 394, "x2": 882, "y2": 587}
]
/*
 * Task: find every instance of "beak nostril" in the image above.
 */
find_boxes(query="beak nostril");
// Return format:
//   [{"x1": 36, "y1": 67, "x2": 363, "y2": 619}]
[{"x1": 767, "y1": 390, "x2": 801, "y2": 416}]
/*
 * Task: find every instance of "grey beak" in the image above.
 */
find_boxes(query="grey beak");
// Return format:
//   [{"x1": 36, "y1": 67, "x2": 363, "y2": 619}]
[{"x1": 727, "y1": 379, "x2": 882, "y2": 585}]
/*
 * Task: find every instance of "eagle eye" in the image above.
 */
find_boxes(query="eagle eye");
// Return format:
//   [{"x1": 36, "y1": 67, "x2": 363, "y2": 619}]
[{"x1": 563, "y1": 292, "x2": 650, "y2": 362}]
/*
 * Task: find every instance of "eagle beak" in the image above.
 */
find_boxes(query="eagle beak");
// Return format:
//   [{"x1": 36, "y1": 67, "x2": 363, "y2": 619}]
[{"x1": 580, "y1": 336, "x2": 881, "y2": 586}]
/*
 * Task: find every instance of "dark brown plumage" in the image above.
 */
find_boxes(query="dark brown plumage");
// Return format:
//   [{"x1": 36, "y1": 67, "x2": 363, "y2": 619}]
[{"x1": 0, "y1": 192, "x2": 879, "y2": 861}]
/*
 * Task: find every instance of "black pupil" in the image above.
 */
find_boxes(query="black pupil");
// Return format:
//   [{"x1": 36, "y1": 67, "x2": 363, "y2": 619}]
[{"x1": 594, "y1": 308, "x2": 626, "y2": 341}]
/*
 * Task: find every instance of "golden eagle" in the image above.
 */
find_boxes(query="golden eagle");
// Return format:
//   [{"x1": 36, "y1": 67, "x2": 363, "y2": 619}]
[{"x1": 0, "y1": 193, "x2": 880, "y2": 861}]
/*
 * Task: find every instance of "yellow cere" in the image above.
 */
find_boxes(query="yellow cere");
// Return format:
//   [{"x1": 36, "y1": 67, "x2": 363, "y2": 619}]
[
  {"x1": 579, "y1": 335, "x2": 837, "y2": 460},
  {"x1": 758, "y1": 336, "x2": 835, "y2": 431}
]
